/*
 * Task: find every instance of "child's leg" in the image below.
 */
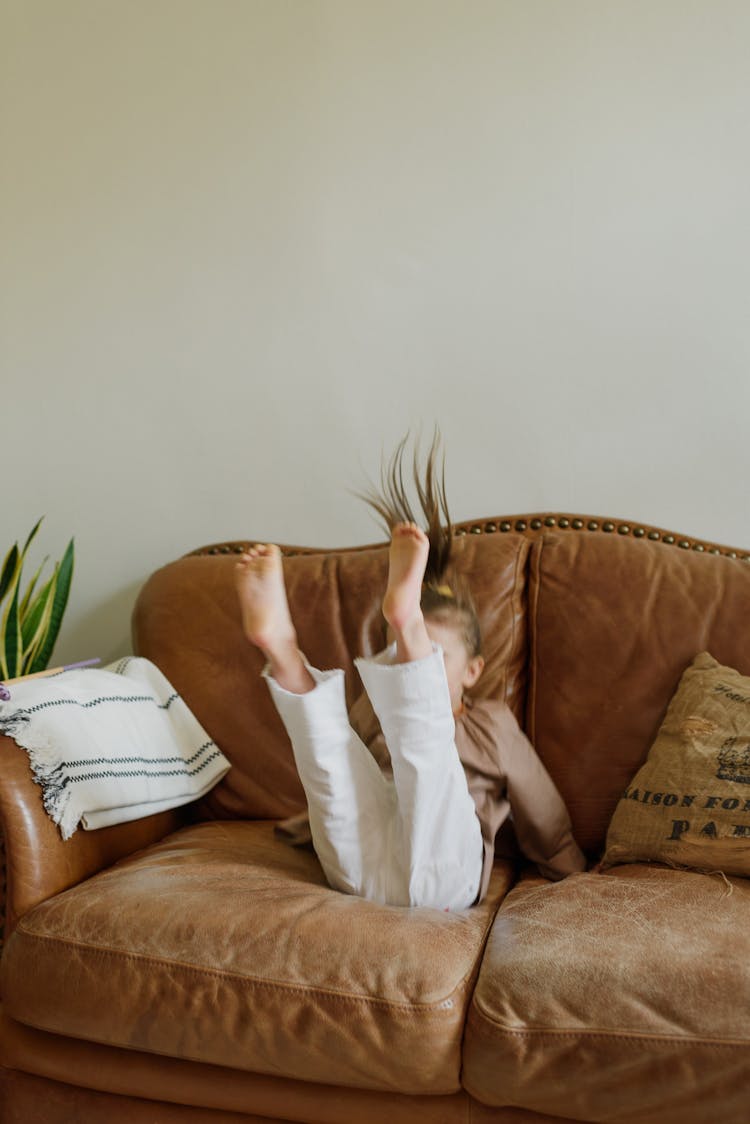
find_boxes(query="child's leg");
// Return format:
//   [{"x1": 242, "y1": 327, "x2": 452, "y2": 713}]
[
  {"x1": 235, "y1": 544, "x2": 315, "y2": 696},
  {"x1": 264, "y1": 666, "x2": 402, "y2": 901},
  {"x1": 357, "y1": 525, "x2": 483, "y2": 910},
  {"x1": 235, "y1": 546, "x2": 398, "y2": 903},
  {"x1": 356, "y1": 649, "x2": 482, "y2": 910}
]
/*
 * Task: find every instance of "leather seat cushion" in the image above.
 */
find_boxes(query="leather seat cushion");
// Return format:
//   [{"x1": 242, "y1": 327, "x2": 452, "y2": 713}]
[
  {"x1": 1, "y1": 821, "x2": 513, "y2": 1095},
  {"x1": 463, "y1": 865, "x2": 750, "y2": 1124}
]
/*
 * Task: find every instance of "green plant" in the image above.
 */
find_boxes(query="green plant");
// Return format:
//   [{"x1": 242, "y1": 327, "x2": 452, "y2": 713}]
[{"x1": 0, "y1": 519, "x2": 75, "y2": 680}]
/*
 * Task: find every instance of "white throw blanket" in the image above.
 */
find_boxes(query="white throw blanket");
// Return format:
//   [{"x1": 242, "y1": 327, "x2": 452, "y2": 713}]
[{"x1": 0, "y1": 657, "x2": 230, "y2": 839}]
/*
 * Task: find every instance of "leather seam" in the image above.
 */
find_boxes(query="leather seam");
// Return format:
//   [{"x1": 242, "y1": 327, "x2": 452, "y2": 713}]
[
  {"x1": 526, "y1": 533, "x2": 545, "y2": 746},
  {"x1": 468, "y1": 1008, "x2": 750, "y2": 1047},
  {"x1": 9, "y1": 928, "x2": 473, "y2": 1014},
  {"x1": 507, "y1": 536, "x2": 525, "y2": 709}
]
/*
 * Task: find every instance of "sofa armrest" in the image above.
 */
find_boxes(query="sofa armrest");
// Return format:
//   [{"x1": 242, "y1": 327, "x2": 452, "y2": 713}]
[{"x1": 0, "y1": 735, "x2": 187, "y2": 936}]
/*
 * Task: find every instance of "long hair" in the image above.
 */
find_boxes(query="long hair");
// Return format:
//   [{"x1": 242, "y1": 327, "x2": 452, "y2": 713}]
[{"x1": 357, "y1": 431, "x2": 482, "y2": 656}]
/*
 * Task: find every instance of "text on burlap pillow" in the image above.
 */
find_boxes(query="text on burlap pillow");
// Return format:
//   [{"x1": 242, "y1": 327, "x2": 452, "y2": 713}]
[{"x1": 603, "y1": 651, "x2": 750, "y2": 875}]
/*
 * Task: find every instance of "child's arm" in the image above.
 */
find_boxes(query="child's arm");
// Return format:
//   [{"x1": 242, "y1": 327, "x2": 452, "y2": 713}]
[{"x1": 494, "y1": 705, "x2": 586, "y2": 879}]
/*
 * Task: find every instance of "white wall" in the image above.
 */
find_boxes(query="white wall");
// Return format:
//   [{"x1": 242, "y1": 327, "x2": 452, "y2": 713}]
[{"x1": 2, "y1": 0, "x2": 750, "y2": 667}]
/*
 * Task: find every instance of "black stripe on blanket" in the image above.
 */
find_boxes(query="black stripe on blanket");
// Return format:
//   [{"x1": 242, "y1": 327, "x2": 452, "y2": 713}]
[
  {"x1": 63, "y1": 742, "x2": 215, "y2": 769},
  {"x1": 71, "y1": 750, "x2": 224, "y2": 784},
  {"x1": 16, "y1": 692, "x2": 180, "y2": 716}
]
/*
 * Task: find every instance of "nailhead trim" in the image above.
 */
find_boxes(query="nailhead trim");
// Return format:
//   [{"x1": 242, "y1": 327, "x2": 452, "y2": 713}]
[
  {"x1": 448, "y1": 515, "x2": 748, "y2": 562},
  {"x1": 190, "y1": 515, "x2": 749, "y2": 562}
]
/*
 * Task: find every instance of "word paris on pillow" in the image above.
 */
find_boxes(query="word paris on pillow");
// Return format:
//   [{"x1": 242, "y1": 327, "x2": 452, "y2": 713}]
[{"x1": 603, "y1": 652, "x2": 750, "y2": 875}]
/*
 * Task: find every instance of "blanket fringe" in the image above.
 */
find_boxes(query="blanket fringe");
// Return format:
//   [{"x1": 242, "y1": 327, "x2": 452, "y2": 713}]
[
  {"x1": 1, "y1": 710, "x2": 77, "y2": 839},
  {"x1": 0, "y1": 711, "x2": 31, "y2": 739}
]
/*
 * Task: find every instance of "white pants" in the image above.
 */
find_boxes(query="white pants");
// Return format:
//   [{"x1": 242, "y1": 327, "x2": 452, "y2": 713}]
[{"x1": 265, "y1": 645, "x2": 483, "y2": 910}]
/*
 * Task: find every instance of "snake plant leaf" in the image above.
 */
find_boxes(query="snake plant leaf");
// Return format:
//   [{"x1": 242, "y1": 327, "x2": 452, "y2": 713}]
[
  {"x1": 0, "y1": 572, "x2": 23, "y2": 680},
  {"x1": 27, "y1": 538, "x2": 74, "y2": 674},
  {"x1": 2, "y1": 518, "x2": 43, "y2": 609},
  {"x1": 19, "y1": 555, "x2": 50, "y2": 619},
  {"x1": 0, "y1": 543, "x2": 20, "y2": 606},
  {"x1": 22, "y1": 578, "x2": 57, "y2": 675},
  {"x1": 20, "y1": 573, "x2": 56, "y2": 668},
  {"x1": 22, "y1": 517, "x2": 44, "y2": 558}
]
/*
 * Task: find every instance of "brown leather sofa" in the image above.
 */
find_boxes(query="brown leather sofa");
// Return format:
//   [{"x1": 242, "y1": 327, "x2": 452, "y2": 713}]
[{"x1": 1, "y1": 513, "x2": 748, "y2": 1124}]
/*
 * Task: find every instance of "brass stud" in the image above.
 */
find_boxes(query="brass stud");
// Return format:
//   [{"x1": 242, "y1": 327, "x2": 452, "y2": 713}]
[
  {"x1": 648, "y1": 531, "x2": 660, "y2": 541},
  {"x1": 709, "y1": 548, "x2": 721, "y2": 555},
  {"x1": 603, "y1": 522, "x2": 615, "y2": 533},
  {"x1": 545, "y1": 516, "x2": 556, "y2": 527},
  {"x1": 693, "y1": 544, "x2": 705, "y2": 552},
  {"x1": 572, "y1": 519, "x2": 584, "y2": 529},
  {"x1": 728, "y1": 551, "x2": 737, "y2": 558},
  {"x1": 531, "y1": 519, "x2": 542, "y2": 530},
  {"x1": 471, "y1": 525, "x2": 482, "y2": 534},
  {"x1": 678, "y1": 540, "x2": 690, "y2": 549},
  {"x1": 743, "y1": 556, "x2": 750, "y2": 563},
  {"x1": 559, "y1": 517, "x2": 570, "y2": 528},
  {"x1": 588, "y1": 520, "x2": 599, "y2": 531},
  {"x1": 634, "y1": 528, "x2": 645, "y2": 538},
  {"x1": 485, "y1": 522, "x2": 497, "y2": 533},
  {"x1": 663, "y1": 535, "x2": 675, "y2": 545},
  {"x1": 234, "y1": 546, "x2": 246, "y2": 554},
  {"x1": 500, "y1": 521, "x2": 512, "y2": 532},
  {"x1": 455, "y1": 528, "x2": 467, "y2": 536},
  {"x1": 515, "y1": 520, "x2": 528, "y2": 532},
  {"x1": 209, "y1": 548, "x2": 219, "y2": 555},
  {"x1": 618, "y1": 525, "x2": 630, "y2": 535}
]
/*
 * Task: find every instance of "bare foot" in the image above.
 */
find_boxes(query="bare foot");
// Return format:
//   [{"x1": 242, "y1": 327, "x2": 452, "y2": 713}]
[
  {"x1": 235, "y1": 545, "x2": 314, "y2": 694},
  {"x1": 382, "y1": 523, "x2": 432, "y2": 663},
  {"x1": 235, "y1": 545, "x2": 294, "y2": 649}
]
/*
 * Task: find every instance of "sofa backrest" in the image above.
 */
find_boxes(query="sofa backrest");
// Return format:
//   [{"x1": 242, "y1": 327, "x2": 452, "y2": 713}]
[
  {"x1": 133, "y1": 513, "x2": 750, "y2": 857},
  {"x1": 526, "y1": 523, "x2": 750, "y2": 855},
  {"x1": 132, "y1": 528, "x2": 530, "y2": 823}
]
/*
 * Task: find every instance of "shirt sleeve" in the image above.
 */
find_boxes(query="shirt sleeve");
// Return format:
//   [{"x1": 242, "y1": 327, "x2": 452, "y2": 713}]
[{"x1": 496, "y1": 705, "x2": 586, "y2": 879}]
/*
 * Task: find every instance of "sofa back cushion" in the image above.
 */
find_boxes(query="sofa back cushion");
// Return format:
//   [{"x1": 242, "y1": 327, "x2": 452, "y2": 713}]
[
  {"x1": 528, "y1": 529, "x2": 750, "y2": 855},
  {"x1": 133, "y1": 531, "x2": 530, "y2": 822}
]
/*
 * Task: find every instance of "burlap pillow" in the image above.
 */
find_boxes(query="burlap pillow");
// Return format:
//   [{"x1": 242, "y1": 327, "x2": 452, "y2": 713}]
[{"x1": 603, "y1": 651, "x2": 750, "y2": 875}]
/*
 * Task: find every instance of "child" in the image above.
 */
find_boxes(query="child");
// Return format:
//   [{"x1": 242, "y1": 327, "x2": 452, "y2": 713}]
[{"x1": 235, "y1": 437, "x2": 585, "y2": 910}]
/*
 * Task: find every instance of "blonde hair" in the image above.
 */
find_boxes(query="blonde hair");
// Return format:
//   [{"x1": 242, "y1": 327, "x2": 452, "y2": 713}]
[{"x1": 358, "y1": 431, "x2": 482, "y2": 657}]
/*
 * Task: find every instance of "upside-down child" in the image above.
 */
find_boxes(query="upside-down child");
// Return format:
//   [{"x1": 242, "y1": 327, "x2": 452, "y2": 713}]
[{"x1": 235, "y1": 437, "x2": 585, "y2": 909}]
